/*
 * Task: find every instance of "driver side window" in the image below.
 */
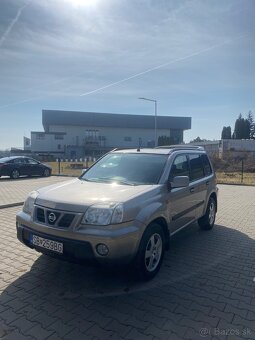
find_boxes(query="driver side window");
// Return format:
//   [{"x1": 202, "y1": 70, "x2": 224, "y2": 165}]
[{"x1": 169, "y1": 155, "x2": 189, "y2": 180}]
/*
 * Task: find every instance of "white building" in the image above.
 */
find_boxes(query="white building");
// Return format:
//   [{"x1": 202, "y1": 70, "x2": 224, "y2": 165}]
[{"x1": 30, "y1": 110, "x2": 192, "y2": 158}]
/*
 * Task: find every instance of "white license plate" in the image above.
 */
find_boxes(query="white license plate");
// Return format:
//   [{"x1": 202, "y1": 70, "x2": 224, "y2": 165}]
[{"x1": 31, "y1": 235, "x2": 63, "y2": 254}]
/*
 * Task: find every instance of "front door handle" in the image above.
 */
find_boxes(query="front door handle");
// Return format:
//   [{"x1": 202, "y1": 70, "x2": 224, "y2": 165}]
[{"x1": 190, "y1": 187, "x2": 195, "y2": 193}]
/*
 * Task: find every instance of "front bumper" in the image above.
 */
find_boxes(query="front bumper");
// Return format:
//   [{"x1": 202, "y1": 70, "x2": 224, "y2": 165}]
[{"x1": 16, "y1": 210, "x2": 144, "y2": 265}]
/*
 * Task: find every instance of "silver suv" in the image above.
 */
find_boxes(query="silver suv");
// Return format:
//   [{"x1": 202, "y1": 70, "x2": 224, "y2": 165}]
[{"x1": 16, "y1": 146, "x2": 218, "y2": 279}]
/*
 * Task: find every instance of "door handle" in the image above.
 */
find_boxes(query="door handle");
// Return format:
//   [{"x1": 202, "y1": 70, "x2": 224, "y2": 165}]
[
  {"x1": 190, "y1": 187, "x2": 195, "y2": 193},
  {"x1": 206, "y1": 181, "x2": 210, "y2": 186}
]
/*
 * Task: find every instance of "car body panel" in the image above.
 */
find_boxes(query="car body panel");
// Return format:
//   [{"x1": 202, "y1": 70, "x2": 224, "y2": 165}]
[
  {"x1": 0, "y1": 156, "x2": 51, "y2": 178},
  {"x1": 16, "y1": 147, "x2": 218, "y2": 265}
]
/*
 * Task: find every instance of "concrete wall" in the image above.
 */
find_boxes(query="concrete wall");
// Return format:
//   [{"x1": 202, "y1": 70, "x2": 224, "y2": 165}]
[{"x1": 220, "y1": 139, "x2": 255, "y2": 152}]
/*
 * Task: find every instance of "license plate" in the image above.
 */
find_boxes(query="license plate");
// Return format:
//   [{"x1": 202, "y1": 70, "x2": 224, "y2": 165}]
[{"x1": 31, "y1": 235, "x2": 63, "y2": 254}]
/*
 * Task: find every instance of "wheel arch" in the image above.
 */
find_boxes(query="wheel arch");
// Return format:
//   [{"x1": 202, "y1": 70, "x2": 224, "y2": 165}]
[{"x1": 145, "y1": 217, "x2": 170, "y2": 251}]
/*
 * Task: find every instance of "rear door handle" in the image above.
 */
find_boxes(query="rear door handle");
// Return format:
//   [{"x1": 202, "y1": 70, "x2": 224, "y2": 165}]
[
  {"x1": 206, "y1": 181, "x2": 210, "y2": 186},
  {"x1": 190, "y1": 187, "x2": 195, "y2": 193}
]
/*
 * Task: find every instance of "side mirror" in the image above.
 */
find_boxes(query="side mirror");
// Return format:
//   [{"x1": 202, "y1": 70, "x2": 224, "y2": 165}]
[{"x1": 169, "y1": 176, "x2": 189, "y2": 189}]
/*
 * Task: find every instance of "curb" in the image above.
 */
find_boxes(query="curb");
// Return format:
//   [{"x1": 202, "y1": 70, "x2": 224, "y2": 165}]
[
  {"x1": 0, "y1": 202, "x2": 24, "y2": 210},
  {"x1": 217, "y1": 182, "x2": 255, "y2": 187}
]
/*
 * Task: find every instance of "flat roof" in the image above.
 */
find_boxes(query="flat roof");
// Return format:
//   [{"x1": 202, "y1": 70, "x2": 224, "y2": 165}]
[{"x1": 42, "y1": 110, "x2": 191, "y2": 132}]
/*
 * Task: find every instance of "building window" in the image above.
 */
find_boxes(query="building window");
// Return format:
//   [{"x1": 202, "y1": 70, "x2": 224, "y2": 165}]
[
  {"x1": 57, "y1": 144, "x2": 61, "y2": 150},
  {"x1": 124, "y1": 137, "x2": 132, "y2": 142},
  {"x1": 55, "y1": 135, "x2": 64, "y2": 140},
  {"x1": 36, "y1": 133, "x2": 45, "y2": 140}
]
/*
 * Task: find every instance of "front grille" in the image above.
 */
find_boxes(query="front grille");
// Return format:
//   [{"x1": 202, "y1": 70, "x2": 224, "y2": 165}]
[
  {"x1": 35, "y1": 206, "x2": 77, "y2": 229},
  {"x1": 59, "y1": 214, "x2": 75, "y2": 228},
  {"x1": 36, "y1": 208, "x2": 45, "y2": 223}
]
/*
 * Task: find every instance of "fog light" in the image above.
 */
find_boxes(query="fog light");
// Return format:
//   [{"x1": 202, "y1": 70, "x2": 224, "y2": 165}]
[{"x1": 96, "y1": 243, "x2": 109, "y2": 256}]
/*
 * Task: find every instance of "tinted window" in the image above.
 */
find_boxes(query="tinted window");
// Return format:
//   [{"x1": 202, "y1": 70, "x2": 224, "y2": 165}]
[
  {"x1": 189, "y1": 154, "x2": 204, "y2": 181},
  {"x1": 170, "y1": 155, "x2": 189, "y2": 179},
  {"x1": 13, "y1": 158, "x2": 26, "y2": 164},
  {"x1": 27, "y1": 159, "x2": 39, "y2": 164},
  {"x1": 201, "y1": 154, "x2": 212, "y2": 176},
  {"x1": 82, "y1": 153, "x2": 168, "y2": 185}
]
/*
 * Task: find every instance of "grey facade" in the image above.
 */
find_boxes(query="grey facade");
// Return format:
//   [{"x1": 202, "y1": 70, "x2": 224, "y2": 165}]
[{"x1": 31, "y1": 110, "x2": 191, "y2": 158}]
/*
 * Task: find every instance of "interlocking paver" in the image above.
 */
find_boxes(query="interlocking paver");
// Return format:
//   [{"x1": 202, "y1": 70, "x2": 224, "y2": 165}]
[
  {"x1": 0, "y1": 176, "x2": 70, "y2": 207},
  {"x1": 0, "y1": 184, "x2": 255, "y2": 339}
]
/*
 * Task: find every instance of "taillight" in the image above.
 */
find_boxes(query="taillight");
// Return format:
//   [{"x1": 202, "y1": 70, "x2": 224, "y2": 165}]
[{"x1": 0, "y1": 163, "x2": 6, "y2": 167}]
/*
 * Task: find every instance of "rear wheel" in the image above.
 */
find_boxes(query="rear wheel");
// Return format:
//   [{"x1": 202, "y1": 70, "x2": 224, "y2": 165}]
[
  {"x1": 10, "y1": 169, "x2": 20, "y2": 179},
  {"x1": 135, "y1": 223, "x2": 165, "y2": 280},
  {"x1": 198, "y1": 197, "x2": 216, "y2": 230}
]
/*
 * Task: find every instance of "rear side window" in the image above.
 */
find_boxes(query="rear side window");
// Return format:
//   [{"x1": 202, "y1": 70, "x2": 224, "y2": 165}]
[
  {"x1": 27, "y1": 159, "x2": 39, "y2": 165},
  {"x1": 169, "y1": 155, "x2": 189, "y2": 179},
  {"x1": 201, "y1": 154, "x2": 212, "y2": 176},
  {"x1": 189, "y1": 154, "x2": 204, "y2": 181},
  {"x1": 13, "y1": 158, "x2": 26, "y2": 164}
]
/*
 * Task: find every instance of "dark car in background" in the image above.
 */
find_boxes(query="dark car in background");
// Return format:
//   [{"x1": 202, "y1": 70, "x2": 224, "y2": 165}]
[{"x1": 0, "y1": 156, "x2": 51, "y2": 179}]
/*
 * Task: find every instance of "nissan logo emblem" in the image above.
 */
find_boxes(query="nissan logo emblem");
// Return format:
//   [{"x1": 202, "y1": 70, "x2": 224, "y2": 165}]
[{"x1": 48, "y1": 212, "x2": 56, "y2": 223}]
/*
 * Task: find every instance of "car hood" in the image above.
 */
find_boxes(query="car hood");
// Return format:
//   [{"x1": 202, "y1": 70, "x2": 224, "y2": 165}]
[{"x1": 35, "y1": 178, "x2": 154, "y2": 212}]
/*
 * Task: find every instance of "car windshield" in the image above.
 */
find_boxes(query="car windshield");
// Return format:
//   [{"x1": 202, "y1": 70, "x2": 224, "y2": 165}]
[{"x1": 81, "y1": 153, "x2": 168, "y2": 185}]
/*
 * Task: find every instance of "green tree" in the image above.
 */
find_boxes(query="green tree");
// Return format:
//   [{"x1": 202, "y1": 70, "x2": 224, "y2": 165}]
[
  {"x1": 233, "y1": 114, "x2": 250, "y2": 139},
  {"x1": 158, "y1": 136, "x2": 175, "y2": 146},
  {"x1": 247, "y1": 111, "x2": 255, "y2": 139},
  {"x1": 221, "y1": 126, "x2": 231, "y2": 139},
  {"x1": 189, "y1": 137, "x2": 208, "y2": 143}
]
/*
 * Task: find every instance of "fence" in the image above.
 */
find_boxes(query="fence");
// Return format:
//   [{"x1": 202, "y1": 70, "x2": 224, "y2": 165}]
[
  {"x1": 45, "y1": 158, "x2": 96, "y2": 177},
  {"x1": 211, "y1": 154, "x2": 255, "y2": 185}
]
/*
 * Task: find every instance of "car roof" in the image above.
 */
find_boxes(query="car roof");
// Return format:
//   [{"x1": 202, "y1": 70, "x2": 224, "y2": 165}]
[
  {"x1": 112, "y1": 145, "x2": 205, "y2": 155},
  {"x1": 0, "y1": 156, "x2": 33, "y2": 162}
]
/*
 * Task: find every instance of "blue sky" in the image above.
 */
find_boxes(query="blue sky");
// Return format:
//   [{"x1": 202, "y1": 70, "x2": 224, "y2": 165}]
[{"x1": 0, "y1": 0, "x2": 254, "y2": 149}]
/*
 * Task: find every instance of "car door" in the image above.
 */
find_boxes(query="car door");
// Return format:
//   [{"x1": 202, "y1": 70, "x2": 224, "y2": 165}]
[
  {"x1": 188, "y1": 153, "x2": 208, "y2": 219},
  {"x1": 167, "y1": 154, "x2": 196, "y2": 234},
  {"x1": 26, "y1": 158, "x2": 41, "y2": 176},
  {"x1": 13, "y1": 158, "x2": 29, "y2": 175}
]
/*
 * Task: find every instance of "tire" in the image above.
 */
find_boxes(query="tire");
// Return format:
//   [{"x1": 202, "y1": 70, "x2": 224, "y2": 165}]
[
  {"x1": 198, "y1": 197, "x2": 216, "y2": 230},
  {"x1": 10, "y1": 169, "x2": 20, "y2": 179},
  {"x1": 43, "y1": 168, "x2": 50, "y2": 177},
  {"x1": 135, "y1": 223, "x2": 165, "y2": 280}
]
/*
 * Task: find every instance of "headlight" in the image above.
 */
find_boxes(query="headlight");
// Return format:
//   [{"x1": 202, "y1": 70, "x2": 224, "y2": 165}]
[
  {"x1": 23, "y1": 191, "x2": 38, "y2": 215},
  {"x1": 81, "y1": 203, "x2": 124, "y2": 226}
]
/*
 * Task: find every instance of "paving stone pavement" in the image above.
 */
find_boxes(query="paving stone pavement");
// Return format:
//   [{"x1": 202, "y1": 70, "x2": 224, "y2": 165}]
[
  {"x1": 0, "y1": 176, "x2": 71, "y2": 207},
  {"x1": 0, "y1": 184, "x2": 255, "y2": 339}
]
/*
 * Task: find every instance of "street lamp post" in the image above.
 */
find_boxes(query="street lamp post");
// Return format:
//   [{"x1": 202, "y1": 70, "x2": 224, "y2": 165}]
[{"x1": 139, "y1": 97, "x2": 158, "y2": 147}]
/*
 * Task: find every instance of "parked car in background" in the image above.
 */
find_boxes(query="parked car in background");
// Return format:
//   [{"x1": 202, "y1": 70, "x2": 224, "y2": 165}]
[
  {"x1": 16, "y1": 146, "x2": 217, "y2": 280},
  {"x1": 0, "y1": 156, "x2": 51, "y2": 179}
]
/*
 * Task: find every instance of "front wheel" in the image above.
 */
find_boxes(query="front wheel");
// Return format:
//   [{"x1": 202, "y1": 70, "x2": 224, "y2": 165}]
[
  {"x1": 198, "y1": 197, "x2": 216, "y2": 230},
  {"x1": 135, "y1": 223, "x2": 165, "y2": 280},
  {"x1": 10, "y1": 169, "x2": 20, "y2": 179}
]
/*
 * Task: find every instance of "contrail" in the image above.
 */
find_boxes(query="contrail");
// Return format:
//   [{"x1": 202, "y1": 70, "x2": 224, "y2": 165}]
[
  {"x1": 0, "y1": 2, "x2": 29, "y2": 48},
  {"x1": 80, "y1": 33, "x2": 248, "y2": 97}
]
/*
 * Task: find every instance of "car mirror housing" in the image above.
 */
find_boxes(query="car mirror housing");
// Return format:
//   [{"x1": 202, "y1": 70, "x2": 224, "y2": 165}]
[{"x1": 169, "y1": 176, "x2": 189, "y2": 189}]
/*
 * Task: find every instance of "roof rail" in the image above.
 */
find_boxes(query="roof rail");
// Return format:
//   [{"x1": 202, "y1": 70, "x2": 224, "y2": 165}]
[
  {"x1": 111, "y1": 147, "x2": 135, "y2": 151},
  {"x1": 156, "y1": 145, "x2": 205, "y2": 151}
]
